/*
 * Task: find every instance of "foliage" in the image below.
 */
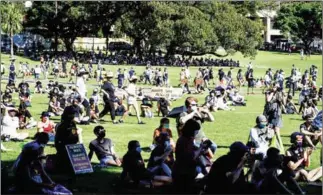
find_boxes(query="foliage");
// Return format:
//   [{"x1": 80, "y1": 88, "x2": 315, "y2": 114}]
[
  {"x1": 275, "y1": 2, "x2": 322, "y2": 51},
  {"x1": 0, "y1": 1, "x2": 24, "y2": 56}
]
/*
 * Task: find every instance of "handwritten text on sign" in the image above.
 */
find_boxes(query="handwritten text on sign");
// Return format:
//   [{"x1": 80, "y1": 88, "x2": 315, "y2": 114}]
[{"x1": 66, "y1": 144, "x2": 93, "y2": 174}]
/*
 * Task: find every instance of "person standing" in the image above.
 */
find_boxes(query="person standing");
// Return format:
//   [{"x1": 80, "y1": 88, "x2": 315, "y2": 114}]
[
  {"x1": 264, "y1": 83, "x2": 285, "y2": 152},
  {"x1": 247, "y1": 69, "x2": 254, "y2": 95},
  {"x1": 125, "y1": 76, "x2": 144, "y2": 124},
  {"x1": 300, "y1": 48, "x2": 304, "y2": 60},
  {"x1": 288, "y1": 68, "x2": 297, "y2": 97},
  {"x1": 34, "y1": 65, "x2": 41, "y2": 81},
  {"x1": 99, "y1": 72, "x2": 118, "y2": 124}
]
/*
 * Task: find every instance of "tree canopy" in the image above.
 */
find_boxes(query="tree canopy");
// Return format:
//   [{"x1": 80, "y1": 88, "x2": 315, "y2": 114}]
[
  {"x1": 20, "y1": 0, "x2": 281, "y2": 58},
  {"x1": 275, "y1": 2, "x2": 322, "y2": 51}
]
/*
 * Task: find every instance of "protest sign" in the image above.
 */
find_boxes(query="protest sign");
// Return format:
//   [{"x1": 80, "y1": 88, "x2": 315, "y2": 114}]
[{"x1": 66, "y1": 144, "x2": 93, "y2": 174}]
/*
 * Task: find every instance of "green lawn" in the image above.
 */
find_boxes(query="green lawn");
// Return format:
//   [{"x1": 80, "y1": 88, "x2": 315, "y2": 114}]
[{"x1": 1, "y1": 51, "x2": 322, "y2": 194}]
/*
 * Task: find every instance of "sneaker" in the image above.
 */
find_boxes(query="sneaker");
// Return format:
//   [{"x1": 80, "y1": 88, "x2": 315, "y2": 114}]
[
  {"x1": 119, "y1": 119, "x2": 124, "y2": 123},
  {"x1": 138, "y1": 121, "x2": 145, "y2": 124},
  {"x1": 112, "y1": 121, "x2": 119, "y2": 124}
]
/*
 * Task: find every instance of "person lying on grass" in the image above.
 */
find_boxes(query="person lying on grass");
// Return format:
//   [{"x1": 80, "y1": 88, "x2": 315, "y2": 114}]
[
  {"x1": 121, "y1": 140, "x2": 172, "y2": 187},
  {"x1": 88, "y1": 125, "x2": 122, "y2": 167},
  {"x1": 286, "y1": 132, "x2": 322, "y2": 182}
]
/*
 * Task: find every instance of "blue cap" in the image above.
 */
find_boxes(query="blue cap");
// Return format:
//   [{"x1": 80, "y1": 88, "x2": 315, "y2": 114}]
[{"x1": 230, "y1": 141, "x2": 249, "y2": 154}]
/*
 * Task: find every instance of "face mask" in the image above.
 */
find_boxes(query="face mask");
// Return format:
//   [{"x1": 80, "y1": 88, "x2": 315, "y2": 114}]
[
  {"x1": 98, "y1": 132, "x2": 106, "y2": 139},
  {"x1": 194, "y1": 130, "x2": 199, "y2": 137},
  {"x1": 163, "y1": 124, "x2": 170, "y2": 129},
  {"x1": 191, "y1": 106, "x2": 198, "y2": 111},
  {"x1": 40, "y1": 144, "x2": 46, "y2": 148},
  {"x1": 136, "y1": 147, "x2": 142, "y2": 153},
  {"x1": 296, "y1": 142, "x2": 303, "y2": 148},
  {"x1": 258, "y1": 123, "x2": 266, "y2": 129}
]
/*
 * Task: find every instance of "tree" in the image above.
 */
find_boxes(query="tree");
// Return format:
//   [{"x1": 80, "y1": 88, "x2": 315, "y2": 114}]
[
  {"x1": 1, "y1": 2, "x2": 24, "y2": 57},
  {"x1": 275, "y1": 2, "x2": 322, "y2": 52},
  {"x1": 198, "y1": 2, "x2": 263, "y2": 58},
  {"x1": 24, "y1": 1, "x2": 100, "y2": 53}
]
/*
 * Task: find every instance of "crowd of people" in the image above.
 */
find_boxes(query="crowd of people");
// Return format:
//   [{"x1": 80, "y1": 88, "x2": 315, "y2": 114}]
[{"x1": 0, "y1": 56, "x2": 322, "y2": 195}]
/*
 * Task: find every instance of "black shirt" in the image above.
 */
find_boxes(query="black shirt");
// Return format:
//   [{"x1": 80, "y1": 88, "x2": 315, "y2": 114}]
[
  {"x1": 101, "y1": 82, "x2": 116, "y2": 101},
  {"x1": 55, "y1": 121, "x2": 79, "y2": 146},
  {"x1": 122, "y1": 151, "x2": 152, "y2": 182},
  {"x1": 147, "y1": 145, "x2": 174, "y2": 168},
  {"x1": 206, "y1": 155, "x2": 246, "y2": 194},
  {"x1": 89, "y1": 138, "x2": 113, "y2": 160}
]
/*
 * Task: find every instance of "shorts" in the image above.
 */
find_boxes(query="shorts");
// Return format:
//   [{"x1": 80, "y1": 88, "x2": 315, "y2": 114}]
[
  {"x1": 35, "y1": 73, "x2": 40, "y2": 79},
  {"x1": 48, "y1": 133, "x2": 55, "y2": 142},
  {"x1": 248, "y1": 80, "x2": 254, "y2": 87},
  {"x1": 100, "y1": 156, "x2": 115, "y2": 165}
]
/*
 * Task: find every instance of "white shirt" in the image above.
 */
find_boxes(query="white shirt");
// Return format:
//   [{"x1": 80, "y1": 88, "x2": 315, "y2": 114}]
[
  {"x1": 34, "y1": 67, "x2": 41, "y2": 74},
  {"x1": 2, "y1": 115, "x2": 19, "y2": 138},
  {"x1": 248, "y1": 63, "x2": 252, "y2": 69},
  {"x1": 250, "y1": 127, "x2": 274, "y2": 156},
  {"x1": 264, "y1": 74, "x2": 271, "y2": 82},
  {"x1": 185, "y1": 69, "x2": 190, "y2": 78},
  {"x1": 126, "y1": 83, "x2": 137, "y2": 104},
  {"x1": 76, "y1": 77, "x2": 86, "y2": 98}
]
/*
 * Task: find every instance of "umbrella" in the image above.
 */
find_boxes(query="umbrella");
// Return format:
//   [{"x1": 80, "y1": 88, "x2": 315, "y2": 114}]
[{"x1": 167, "y1": 106, "x2": 187, "y2": 118}]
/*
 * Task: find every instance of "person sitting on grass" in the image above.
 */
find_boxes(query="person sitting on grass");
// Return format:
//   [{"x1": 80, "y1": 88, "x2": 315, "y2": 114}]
[
  {"x1": 13, "y1": 132, "x2": 72, "y2": 195},
  {"x1": 229, "y1": 89, "x2": 246, "y2": 106},
  {"x1": 157, "y1": 97, "x2": 171, "y2": 117},
  {"x1": 2, "y1": 89, "x2": 14, "y2": 107},
  {"x1": 88, "y1": 126, "x2": 122, "y2": 167},
  {"x1": 19, "y1": 83, "x2": 32, "y2": 107},
  {"x1": 1, "y1": 106, "x2": 29, "y2": 141},
  {"x1": 282, "y1": 95, "x2": 298, "y2": 114},
  {"x1": 300, "y1": 115, "x2": 322, "y2": 149},
  {"x1": 203, "y1": 90, "x2": 218, "y2": 112},
  {"x1": 70, "y1": 98, "x2": 89, "y2": 125},
  {"x1": 36, "y1": 112, "x2": 56, "y2": 142},
  {"x1": 115, "y1": 99, "x2": 128, "y2": 123},
  {"x1": 141, "y1": 96, "x2": 154, "y2": 118},
  {"x1": 87, "y1": 98, "x2": 99, "y2": 123},
  {"x1": 286, "y1": 132, "x2": 322, "y2": 182},
  {"x1": 121, "y1": 140, "x2": 172, "y2": 187},
  {"x1": 148, "y1": 132, "x2": 174, "y2": 177},
  {"x1": 256, "y1": 147, "x2": 305, "y2": 195},
  {"x1": 48, "y1": 96, "x2": 64, "y2": 116},
  {"x1": 17, "y1": 103, "x2": 37, "y2": 129},
  {"x1": 152, "y1": 118, "x2": 175, "y2": 150},
  {"x1": 301, "y1": 99, "x2": 318, "y2": 120}
]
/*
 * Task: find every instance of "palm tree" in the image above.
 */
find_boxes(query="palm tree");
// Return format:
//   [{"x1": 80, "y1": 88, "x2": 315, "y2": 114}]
[{"x1": 1, "y1": 2, "x2": 23, "y2": 57}]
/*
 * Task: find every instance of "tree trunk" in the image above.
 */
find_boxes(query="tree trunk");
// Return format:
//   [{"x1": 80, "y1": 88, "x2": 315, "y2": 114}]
[
  {"x1": 54, "y1": 31, "x2": 58, "y2": 54},
  {"x1": 134, "y1": 37, "x2": 142, "y2": 58},
  {"x1": 105, "y1": 36, "x2": 109, "y2": 55},
  {"x1": 10, "y1": 28, "x2": 14, "y2": 57},
  {"x1": 63, "y1": 37, "x2": 76, "y2": 53},
  {"x1": 166, "y1": 41, "x2": 176, "y2": 59}
]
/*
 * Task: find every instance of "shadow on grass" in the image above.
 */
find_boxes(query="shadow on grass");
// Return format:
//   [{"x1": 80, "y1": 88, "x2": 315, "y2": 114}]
[{"x1": 217, "y1": 145, "x2": 230, "y2": 149}]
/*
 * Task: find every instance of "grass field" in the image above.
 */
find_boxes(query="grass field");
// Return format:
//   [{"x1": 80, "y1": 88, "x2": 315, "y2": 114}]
[{"x1": 1, "y1": 51, "x2": 322, "y2": 194}]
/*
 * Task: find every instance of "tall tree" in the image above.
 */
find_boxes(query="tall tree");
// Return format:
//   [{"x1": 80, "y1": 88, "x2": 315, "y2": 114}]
[
  {"x1": 199, "y1": 2, "x2": 263, "y2": 58},
  {"x1": 275, "y1": 2, "x2": 322, "y2": 52},
  {"x1": 24, "y1": 1, "x2": 100, "y2": 53},
  {"x1": 1, "y1": 2, "x2": 24, "y2": 57}
]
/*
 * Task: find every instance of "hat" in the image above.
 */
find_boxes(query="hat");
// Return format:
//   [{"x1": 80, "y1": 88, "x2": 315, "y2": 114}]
[
  {"x1": 129, "y1": 76, "x2": 138, "y2": 81},
  {"x1": 106, "y1": 71, "x2": 114, "y2": 78},
  {"x1": 93, "y1": 88, "x2": 98, "y2": 92},
  {"x1": 40, "y1": 111, "x2": 50, "y2": 118},
  {"x1": 229, "y1": 142, "x2": 249, "y2": 154},
  {"x1": 8, "y1": 109, "x2": 18, "y2": 115},
  {"x1": 256, "y1": 115, "x2": 267, "y2": 123}
]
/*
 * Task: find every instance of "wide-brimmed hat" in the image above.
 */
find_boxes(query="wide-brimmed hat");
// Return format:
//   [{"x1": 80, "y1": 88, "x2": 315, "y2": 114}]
[{"x1": 129, "y1": 75, "x2": 138, "y2": 81}]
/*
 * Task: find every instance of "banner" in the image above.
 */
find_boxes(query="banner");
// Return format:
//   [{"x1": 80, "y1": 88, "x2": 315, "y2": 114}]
[
  {"x1": 66, "y1": 144, "x2": 93, "y2": 174},
  {"x1": 138, "y1": 87, "x2": 183, "y2": 100}
]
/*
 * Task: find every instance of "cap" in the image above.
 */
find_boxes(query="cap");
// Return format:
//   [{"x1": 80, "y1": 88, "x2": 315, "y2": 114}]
[
  {"x1": 40, "y1": 111, "x2": 50, "y2": 118},
  {"x1": 229, "y1": 141, "x2": 248, "y2": 154},
  {"x1": 256, "y1": 115, "x2": 267, "y2": 123}
]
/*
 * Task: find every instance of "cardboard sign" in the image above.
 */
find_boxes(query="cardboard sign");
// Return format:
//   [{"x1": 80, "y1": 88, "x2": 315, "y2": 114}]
[
  {"x1": 66, "y1": 144, "x2": 93, "y2": 174},
  {"x1": 138, "y1": 87, "x2": 183, "y2": 100}
]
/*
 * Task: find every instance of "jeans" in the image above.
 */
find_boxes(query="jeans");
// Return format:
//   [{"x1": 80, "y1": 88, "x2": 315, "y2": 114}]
[{"x1": 148, "y1": 162, "x2": 172, "y2": 177}]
